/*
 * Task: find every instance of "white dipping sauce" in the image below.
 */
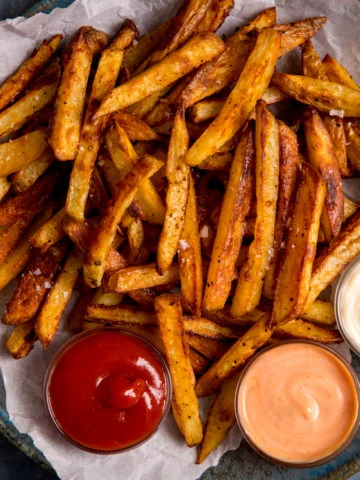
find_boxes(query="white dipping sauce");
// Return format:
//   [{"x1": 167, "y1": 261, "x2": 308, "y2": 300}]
[{"x1": 338, "y1": 260, "x2": 360, "y2": 354}]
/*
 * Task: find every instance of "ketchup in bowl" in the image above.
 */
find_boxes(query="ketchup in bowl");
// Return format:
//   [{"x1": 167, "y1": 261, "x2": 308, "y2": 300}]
[{"x1": 44, "y1": 329, "x2": 172, "y2": 453}]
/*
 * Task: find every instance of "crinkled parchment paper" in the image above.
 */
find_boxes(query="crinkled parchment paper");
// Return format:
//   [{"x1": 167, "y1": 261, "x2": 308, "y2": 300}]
[{"x1": 0, "y1": 1, "x2": 359, "y2": 479}]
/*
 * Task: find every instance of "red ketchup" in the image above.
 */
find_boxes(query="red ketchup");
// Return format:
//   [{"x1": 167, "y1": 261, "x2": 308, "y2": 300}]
[{"x1": 45, "y1": 330, "x2": 170, "y2": 452}]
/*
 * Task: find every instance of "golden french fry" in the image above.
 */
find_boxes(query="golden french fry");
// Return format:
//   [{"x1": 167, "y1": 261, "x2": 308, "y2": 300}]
[
  {"x1": 91, "y1": 287, "x2": 124, "y2": 306},
  {"x1": 0, "y1": 178, "x2": 10, "y2": 202},
  {"x1": 66, "y1": 22, "x2": 137, "y2": 221},
  {"x1": 30, "y1": 207, "x2": 66, "y2": 252},
  {"x1": 197, "y1": 0, "x2": 234, "y2": 32},
  {"x1": 323, "y1": 54, "x2": 360, "y2": 90},
  {"x1": 198, "y1": 151, "x2": 233, "y2": 171},
  {"x1": 276, "y1": 319, "x2": 341, "y2": 344},
  {"x1": 189, "y1": 348, "x2": 210, "y2": 377},
  {"x1": 127, "y1": 217, "x2": 144, "y2": 259},
  {"x1": 157, "y1": 107, "x2": 190, "y2": 274},
  {"x1": 0, "y1": 34, "x2": 62, "y2": 111},
  {"x1": 195, "y1": 314, "x2": 273, "y2": 397},
  {"x1": 272, "y1": 73, "x2": 360, "y2": 117},
  {"x1": 94, "y1": 33, "x2": 225, "y2": 118},
  {"x1": 2, "y1": 240, "x2": 68, "y2": 325},
  {"x1": 113, "y1": 111, "x2": 161, "y2": 141},
  {"x1": 105, "y1": 262, "x2": 179, "y2": 293},
  {"x1": 271, "y1": 163, "x2": 326, "y2": 327},
  {"x1": 231, "y1": 102, "x2": 279, "y2": 317},
  {"x1": 36, "y1": 246, "x2": 84, "y2": 348},
  {"x1": 203, "y1": 125, "x2": 255, "y2": 311},
  {"x1": 67, "y1": 290, "x2": 96, "y2": 334},
  {"x1": 343, "y1": 121, "x2": 360, "y2": 171},
  {"x1": 263, "y1": 121, "x2": 299, "y2": 299},
  {"x1": 86, "y1": 304, "x2": 156, "y2": 325},
  {"x1": 323, "y1": 115, "x2": 352, "y2": 177},
  {"x1": 186, "y1": 334, "x2": 230, "y2": 362},
  {"x1": 275, "y1": 16, "x2": 327, "y2": 56},
  {"x1": 305, "y1": 210, "x2": 360, "y2": 308},
  {"x1": 186, "y1": 29, "x2": 280, "y2": 166},
  {"x1": 6, "y1": 320, "x2": 37, "y2": 359},
  {"x1": 344, "y1": 198, "x2": 358, "y2": 221},
  {"x1": 303, "y1": 107, "x2": 344, "y2": 241},
  {"x1": 0, "y1": 129, "x2": 48, "y2": 177},
  {"x1": 183, "y1": 317, "x2": 241, "y2": 339},
  {"x1": 12, "y1": 148, "x2": 55, "y2": 194},
  {"x1": 155, "y1": 294, "x2": 203, "y2": 446},
  {"x1": 301, "y1": 300, "x2": 336, "y2": 326},
  {"x1": 178, "y1": 175, "x2": 203, "y2": 316},
  {"x1": 49, "y1": 27, "x2": 108, "y2": 160},
  {"x1": 84, "y1": 155, "x2": 163, "y2": 287},
  {"x1": 197, "y1": 373, "x2": 239, "y2": 464}
]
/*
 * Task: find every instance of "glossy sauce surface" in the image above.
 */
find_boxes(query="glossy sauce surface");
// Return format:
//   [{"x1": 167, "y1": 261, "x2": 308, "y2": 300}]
[
  {"x1": 339, "y1": 261, "x2": 360, "y2": 353},
  {"x1": 237, "y1": 343, "x2": 359, "y2": 463},
  {"x1": 47, "y1": 330, "x2": 168, "y2": 452}
]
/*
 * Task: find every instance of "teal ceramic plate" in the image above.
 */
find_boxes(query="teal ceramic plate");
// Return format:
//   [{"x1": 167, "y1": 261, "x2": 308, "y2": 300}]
[{"x1": 1, "y1": 1, "x2": 360, "y2": 479}]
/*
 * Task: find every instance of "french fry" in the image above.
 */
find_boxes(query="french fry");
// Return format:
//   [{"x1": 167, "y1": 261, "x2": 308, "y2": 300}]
[
  {"x1": 105, "y1": 121, "x2": 165, "y2": 225},
  {"x1": 113, "y1": 111, "x2": 161, "y2": 141},
  {"x1": 183, "y1": 317, "x2": 241, "y2": 340},
  {"x1": 66, "y1": 22, "x2": 137, "y2": 221},
  {"x1": 12, "y1": 148, "x2": 55, "y2": 193},
  {"x1": 263, "y1": 121, "x2": 299, "y2": 299},
  {"x1": 157, "y1": 107, "x2": 190, "y2": 274},
  {"x1": 271, "y1": 163, "x2": 326, "y2": 327},
  {"x1": 36, "y1": 246, "x2": 84, "y2": 348},
  {"x1": 231, "y1": 102, "x2": 279, "y2": 317},
  {"x1": 0, "y1": 64, "x2": 59, "y2": 139},
  {"x1": 343, "y1": 121, "x2": 360, "y2": 171},
  {"x1": 272, "y1": 73, "x2": 360, "y2": 117},
  {"x1": 198, "y1": 151, "x2": 233, "y2": 171},
  {"x1": 0, "y1": 178, "x2": 10, "y2": 202},
  {"x1": 323, "y1": 54, "x2": 360, "y2": 90},
  {"x1": 127, "y1": 288, "x2": 157, "y2": 308},
  {"x1": 195, "y1": 314, "x2": 273, "y2": 397},
  {"x1": 0, "y1": 34, "x2": 62, "y2": 111},
  {"x1": 49, "y1": 27, "x2": 108, "y2": 160},
  {"x1": 186, "y1": 334, "x2": 231, "y2": 362},
  {"x1": 94, "y1": 33, "x2": 225, "y2": 118},
  {"x1": 203, "y1": 125, "x2": 255, "y2": 311},
  {"x1": 178, "y1": 175, "x2": 203, "y2": 316},
  {"x1": 323, "y1": 115, "x2": 352, "y2": 178},
  {"x1": 63, "y1": 218, "x2": 127, "y2": 273},
  {"x1": 301, "y1": 39, "x2": 328, "y2": 79},
  {"x1": 2, "y1": 240, "x2": 68, "y2": 325},
  {"x1": 303, "y1": 107, "x2": 344, "y2": 241},
  {"x1": 275, "y1": 17, "x2": 327, "y2": 56},
  {"x1": 0, "y1": 129, "x2": 48, "y2": 176},
  {"x1": 86, "y1": 304, "x2": 156, "y2": 325},
  {"x1": 0, "y1": 206, "x2": 54, "y2": 290},
  {"x1": 196, "y1": 0, "x2": 234, "y2": 32},
  {"x1": 275, "y1": 319, "x2": 341, "y2": 343},
  {"x1": 189, "y1": 348, "x2": 210, "y2": 377},
  {"x1": 301, "y1": 299, "x2": 336, "y2": 326},
  {"x1": 185, "y1": 29, "x2": 280, "y2": 166},
  {"x1": 305, "y1": 210, "x2": 360, "y2": 309},
  {"x1": 91, "y1": 287, "x2": 124, "y2": 306},
  {"x1": 67, "y1": 290, "x2": 96, "y2": 333},
  {"x1": 344, "y1": 197, "x2": 359, "y2": 221},
  {"x1": 155, "y1": 294, "x2": 203, "y2": 446},
  {"x1": 6, "y1": 320, "x2": 37, "y2": 359},
  {"x1": 105, "y1": 262, "x2": 179, "y2": 293},
  {"x1": 127, "y1": 217, "x2": 144, "y2": 259},
  {"x1": 197, "y1": 373, "x2": 239, "y2": 464},
  {"x1": 84, "y1": 155, "x2": 163, "y2": 287},
  {"x1": 30, "y1": 207, "x2": 66, "y2": 252}
]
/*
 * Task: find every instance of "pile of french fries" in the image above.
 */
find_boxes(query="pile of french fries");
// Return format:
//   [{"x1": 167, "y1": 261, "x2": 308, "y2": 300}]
[{"x1": 1, "y1": 0, "x2": 360, "y2": 463}]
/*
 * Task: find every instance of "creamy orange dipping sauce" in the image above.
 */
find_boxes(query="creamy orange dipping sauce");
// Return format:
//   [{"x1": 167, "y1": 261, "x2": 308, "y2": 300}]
[{"x1": 236, "y1": 342, "x2": 359, "y2": 464}]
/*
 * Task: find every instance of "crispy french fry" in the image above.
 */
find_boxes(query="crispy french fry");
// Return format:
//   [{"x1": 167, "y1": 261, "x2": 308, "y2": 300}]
[
  {"x1": 6, "y1": 320, "x2": 37, "y2": 359},
  {"x1": 105, "y1": 121, "x2": 165, "y2": 225},
  {"x1": 343, "y1": 121, "x2": 360, "y2": 171},
  {"x1": 275, "y1": 17, "x2": 327, "y2": 57},
  {"x1": 67, "y1": 290, "x2": 96, "y2": 334},
  {"x1": 0, "y1": 178, "x2": 10, "y2": 202},
  {"x1": 231, "y1": 102, "x2": 279, "y2": 317},
  {"x1": 0, "y1": 129, "x2": 48, "y2": 176},
  {"x1": 197, "y1": 0, "x2": 234, "y2": 32},
  {"x1": 197, "y1": 373, "x2": 239, "y2": 464},
  {"x1": 271, "y1": 163, "x2": 326, "y2": 327},
  {"x1": 305, "y1": 209, "x2": 360, "y2": 308},
  {"x1": 12, "y1": 148, "x2": 55, "y2": 193},
  {"x1": 186, "y1": 334, "x2": 231, "y2": 362},
  {"x1": 91, "y1": 287, "x2": 124, "y2": 306},
  {"x1": 0, "y1": 206, "x2": 54, "y2": 290},
  {"x1": 272, "y1": 73, "x2": 360, "y2": 117},
  {"x1": 195, "y1": 314, "x2": 273, "y2": 397},
  {"x1": 203, "y1": 125, "x2": 255, "y2": 311},
  {"x1": 301, "y1": 299, "x2": 336, "y2": 326},
  {"x1": 84, "y1": 155, "x2": 163, "y2": 287},
  {"x1": 263, "y1": 121, "x2": 299, "y2": 299},
  {"x1": 2, "y1": 240, "x2": 68, "y2": 325},
  {"x1": 0, "y1": 65, "x2": 59, "y2": 139},
  {"x1": 344, "y1": 198, "x2": 359, "y2": 221},
  {"x1": 155, "y1": 294, "x2": 203, "y2": 446},
  {"x1": 323, "y1": 115, "x2": 352, "y2": 177},
  {"x1": 94, "y1": 33, "x2": 225, "y2": 118},
  {"x1": 63, "y1": 218, "x2": 127, "y2": 273},
  {"x1": 189, "y1": 348, "x2": 210, "y2": 377},
  {"x1": 0, "y1": 34, "x2": 62, "y2": 111},
  {"x1": 186, "y1": 29, "x2": 280, "y2": 166},
  {"x1": 86, "y1": 304, "x2": 156, "y2": 325},
  {"x1": 127, "y1": 217, "x2": 144, "y2": 259},
  {"x1": 36, "y1": 246, "x2": 84, "y2": 348},
  {"x1": 66, "y1": 22, "x2": 137, "y2": 220},
  {"x1": 183, "y1": 317, "x2": 241, "y2": 339},
  {"x1": 301, "y1": 39, "x2": 328, "y2": 79},
  {"x1": 157, "y1": 107, "x2": 190, "y2": 274},
  {"x1": 30, "y1": 207, "x2": 66, "y2": 252},
  {"x1": 303, "y1": 107, "x2": 344, "y2": 241},
  {"x1": 276, "y1": 319, "x2": 341, "y2": 343},
  {"x1": 113, "y1": 111, "x2": 161, "y2": 141},
  {"x1": 178, "y1": 175, "x2": 203, "y2": 316},
  {"x1": 198, "y1": 151, "x2": 233, "y2": 171},
  {"x1": 50, "y1": 27, "x2": 108, "y2": 160},
  {"x1": 105, "y1": 262, "x2": 179, "y2": 293},
  {"x1": 323, "y1": 54, "x2": 360, "y2": 90}
]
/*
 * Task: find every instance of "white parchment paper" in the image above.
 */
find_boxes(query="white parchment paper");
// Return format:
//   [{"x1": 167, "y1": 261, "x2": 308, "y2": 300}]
[{"x1": 0, "y1": 1, "x2": 359, "y2": 479}]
